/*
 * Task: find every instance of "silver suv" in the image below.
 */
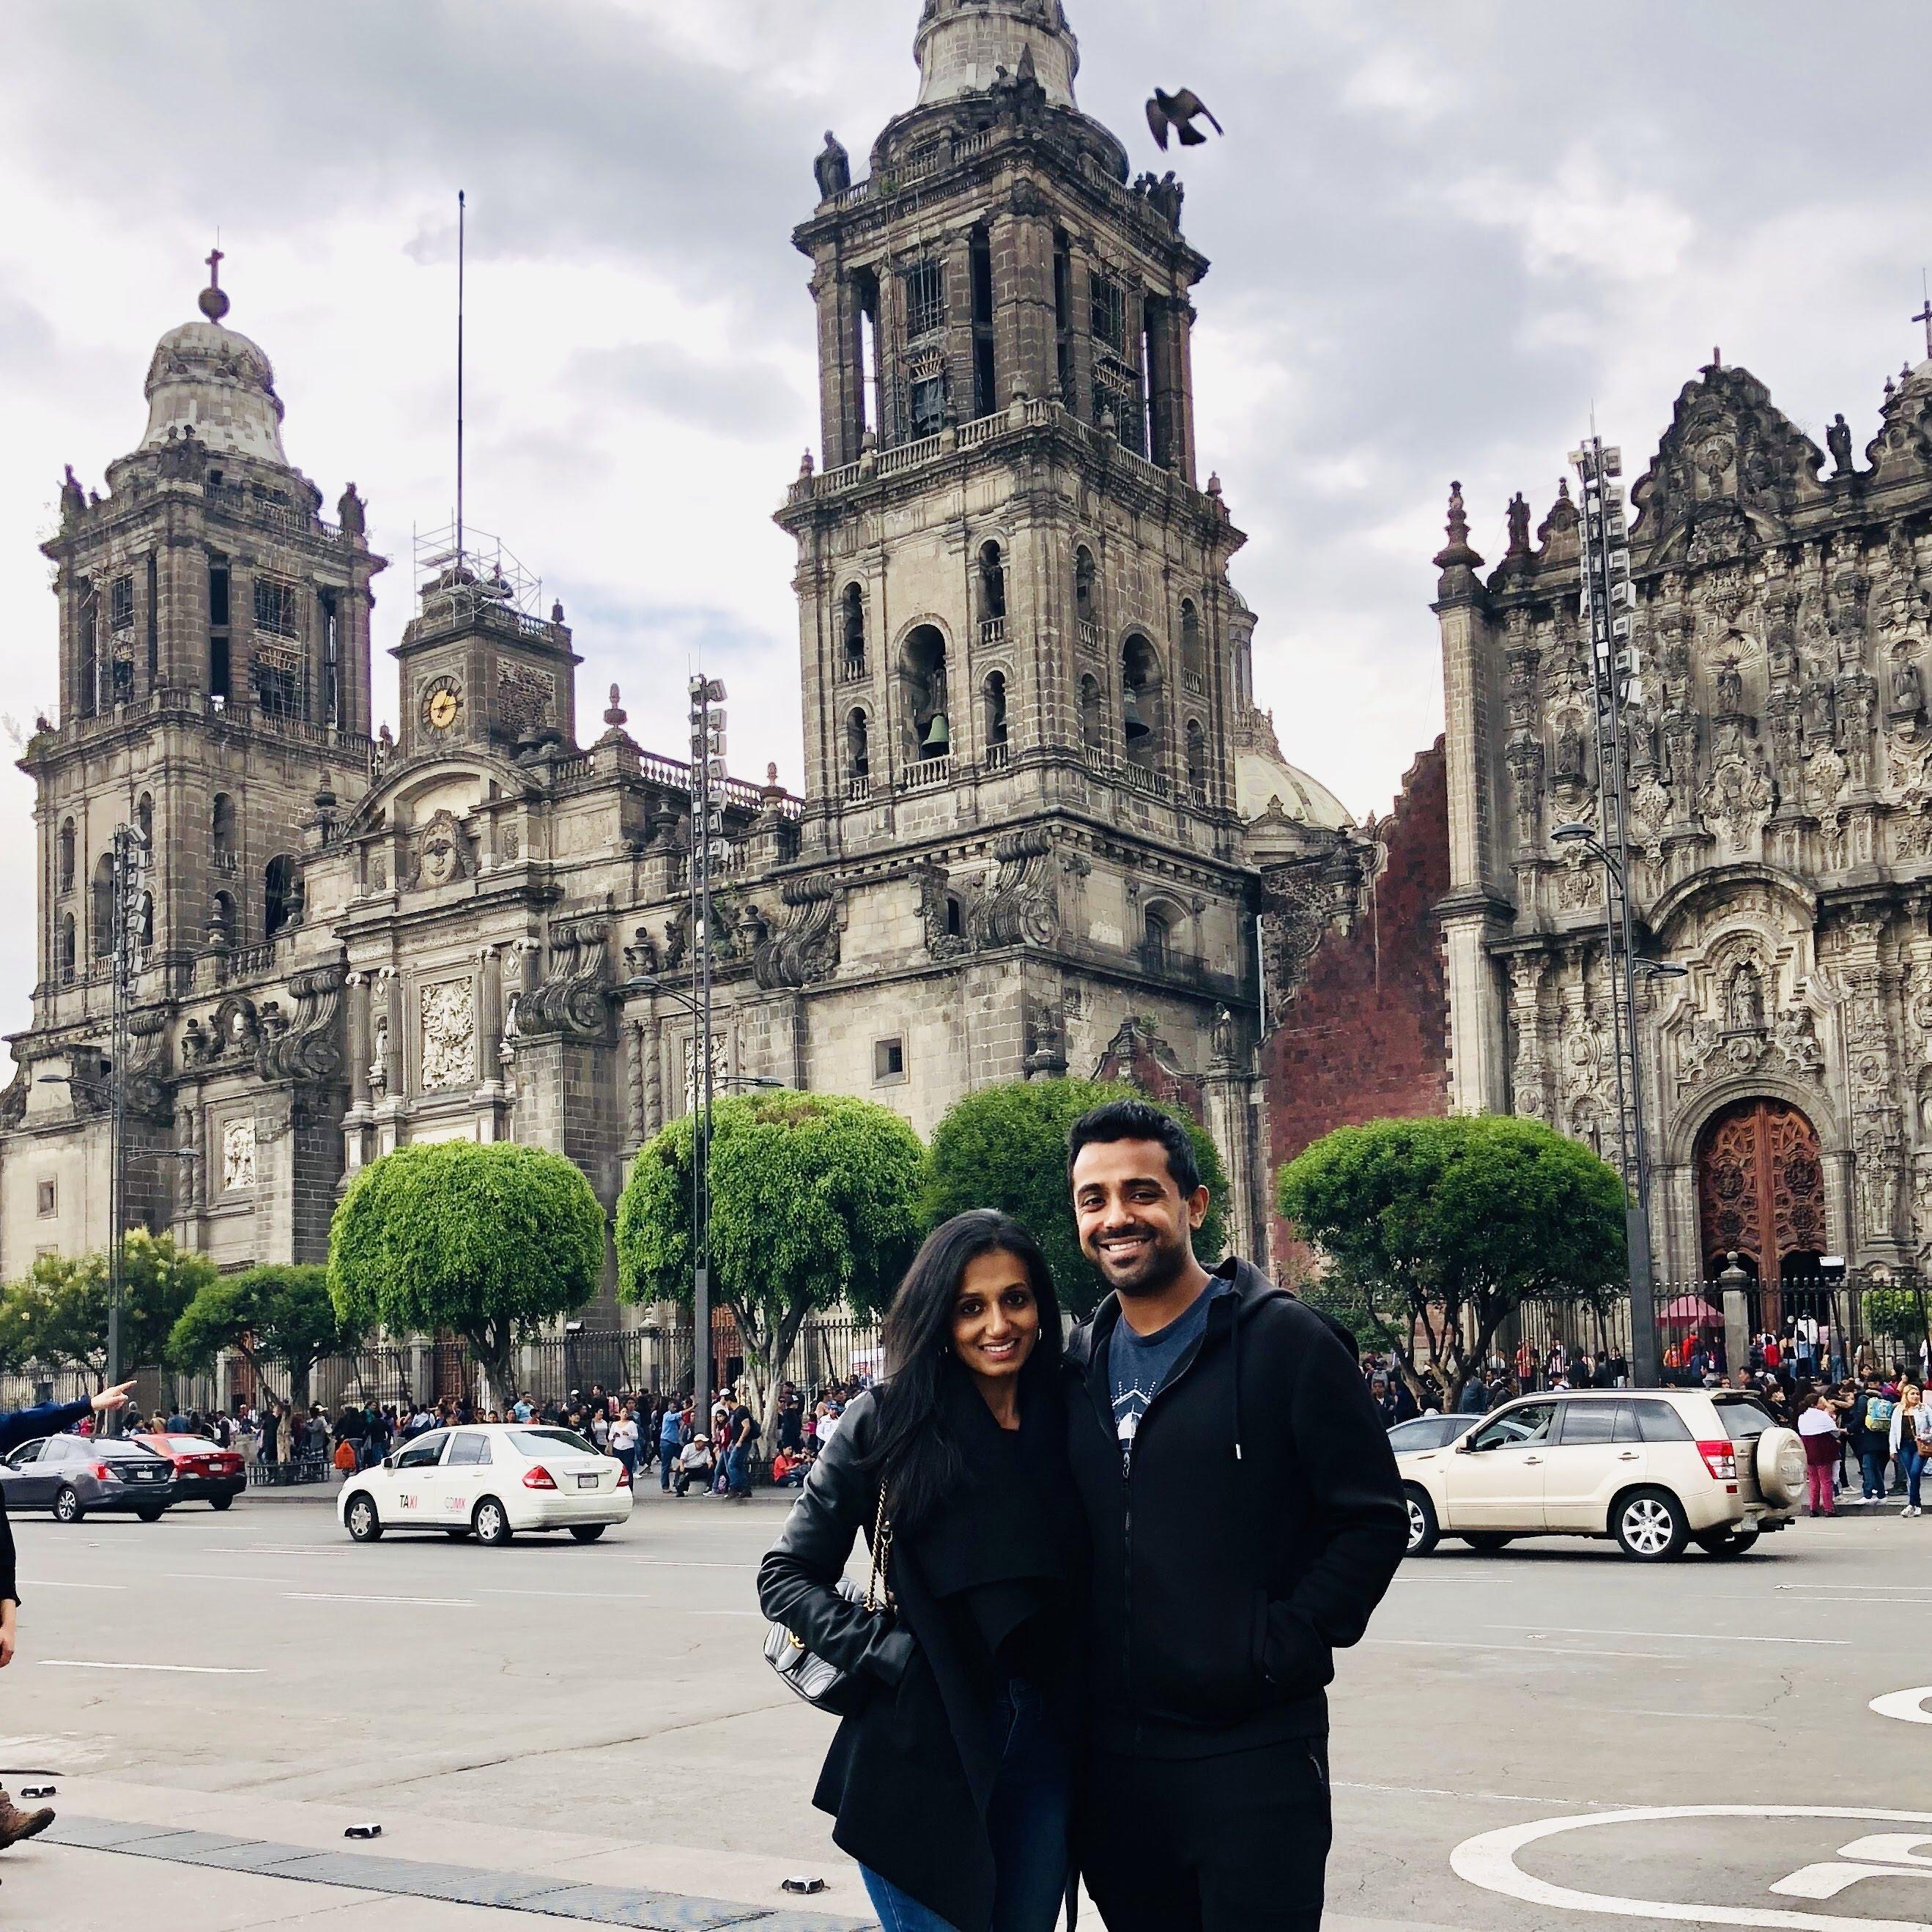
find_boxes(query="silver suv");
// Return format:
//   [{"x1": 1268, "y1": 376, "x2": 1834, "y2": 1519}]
[{"x1": 1395, "y1": 1388, "x2": 1805, "y2": 1561}]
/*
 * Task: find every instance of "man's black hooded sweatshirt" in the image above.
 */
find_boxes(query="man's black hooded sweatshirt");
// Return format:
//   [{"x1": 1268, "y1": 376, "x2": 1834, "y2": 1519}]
[{"x1": 1065, "y1": 1256, "x2": 1407, "y2": 1757}]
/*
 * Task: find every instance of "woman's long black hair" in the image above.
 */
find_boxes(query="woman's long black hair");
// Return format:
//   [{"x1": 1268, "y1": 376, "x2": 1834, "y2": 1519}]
[{"x1": 856, "y1": 1210, "x2": 1062, "y2": 1531}]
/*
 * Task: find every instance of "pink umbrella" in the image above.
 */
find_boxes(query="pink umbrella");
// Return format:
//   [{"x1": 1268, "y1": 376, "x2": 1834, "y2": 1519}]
[{"x1": 1661, "y1": 1295, "x2": 1721, "y2": 1325}]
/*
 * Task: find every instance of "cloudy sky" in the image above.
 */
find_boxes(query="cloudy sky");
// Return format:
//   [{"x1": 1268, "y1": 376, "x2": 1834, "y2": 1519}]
[{"x1": 1, "y1": 0, "x2": 1928, "y2": 1042}]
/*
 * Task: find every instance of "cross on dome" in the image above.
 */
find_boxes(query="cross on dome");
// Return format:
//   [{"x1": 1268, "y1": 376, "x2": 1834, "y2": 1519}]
[{"x1": 199, "y1": 244, "x2": 230, "y2": 322}]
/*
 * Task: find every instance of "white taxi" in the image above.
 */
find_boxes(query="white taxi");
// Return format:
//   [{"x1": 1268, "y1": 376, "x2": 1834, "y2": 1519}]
[{"x1": 338, "y1": 1424, "x2": 633, "y2": 1547}]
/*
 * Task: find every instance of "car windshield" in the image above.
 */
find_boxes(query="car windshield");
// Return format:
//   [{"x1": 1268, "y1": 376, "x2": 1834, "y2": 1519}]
[
  {"x1": 510, "y1": 1428, "x2": 599, "y2": 1459},
  {"x1": 1713, "y1": 1397, "x2": 1777, "y2": 1441}
]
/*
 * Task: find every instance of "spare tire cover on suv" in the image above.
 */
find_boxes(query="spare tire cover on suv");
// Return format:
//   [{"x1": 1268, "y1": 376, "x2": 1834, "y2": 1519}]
[{"x1": 1756, "y1": 1427, "x2": 1807, "y2": 1508}]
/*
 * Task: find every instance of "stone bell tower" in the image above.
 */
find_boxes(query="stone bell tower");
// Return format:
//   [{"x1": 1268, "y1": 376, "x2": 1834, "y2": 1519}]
[{"x1": 777, "y1": 0, "x2": 1247, "y2": 873}]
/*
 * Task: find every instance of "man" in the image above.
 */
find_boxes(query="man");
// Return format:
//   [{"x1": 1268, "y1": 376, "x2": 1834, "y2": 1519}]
[
  {"x1": 722, "y1": 1391, "x2": 758, "y2": 1502},
  {"x1": 1063, "y1": 1100, "x2": 1406, "y2": 1931},
  {"x1": 1853, "y1": 1374, "x2": 1895, "y2": 1501},
  {"x1": 0, "y1": 1378, "x2": 136, "y2": 1878},
  {"x1": 657, "y1": 1396, "x2": 687, "y2": 1494},
  {"x1": 775, "y1": 1380, "x2": 804, "y2": 1458}
]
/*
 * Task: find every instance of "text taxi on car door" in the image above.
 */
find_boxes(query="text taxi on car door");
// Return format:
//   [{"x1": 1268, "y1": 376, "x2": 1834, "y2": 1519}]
[{"x1": 338, "y1": 1424, "x2": 634, "y2": 1547}]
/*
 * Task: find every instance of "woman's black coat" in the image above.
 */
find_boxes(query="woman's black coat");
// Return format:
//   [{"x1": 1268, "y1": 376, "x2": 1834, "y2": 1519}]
[{"x1": 758, "y1": 1388, "x2": 1028, "y2": 1932}]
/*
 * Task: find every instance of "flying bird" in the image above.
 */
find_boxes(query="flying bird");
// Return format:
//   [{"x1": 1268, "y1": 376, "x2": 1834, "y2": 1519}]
[{"x1": 1146, "y1": 87, "x2": 1224, "y2": 150}]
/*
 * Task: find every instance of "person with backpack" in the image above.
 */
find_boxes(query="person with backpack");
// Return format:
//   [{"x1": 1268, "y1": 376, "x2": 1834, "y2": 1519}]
[
  {"x1": 1890, "y1": 1383, "x2": 1931, "y2": 1518},
  {"x1": 1854, "y1": 1376, "x2": 1895, "y2": 1501}
]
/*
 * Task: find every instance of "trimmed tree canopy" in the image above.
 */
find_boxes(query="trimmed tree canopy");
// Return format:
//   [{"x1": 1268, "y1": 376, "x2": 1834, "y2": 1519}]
[
  {"x1": 925, "y1": 1078, "x2": 1229, "y2": 1314},
  {"x1": 615, "y1": 1090, "x2": 925, "y2": 1416},
  {"x1": 170, "y1": 1263, "x2": 363, "y2": 1405},
  {"x1": 330, "y1": 1141, "x2": 606, "y2": 1397},
  {"x1": 3, "y1": 1233, "x2": 216, "y2": 1386},
  {"x1": 1276, "y1": 1114, "x2": 1627, "y2": 1406}
]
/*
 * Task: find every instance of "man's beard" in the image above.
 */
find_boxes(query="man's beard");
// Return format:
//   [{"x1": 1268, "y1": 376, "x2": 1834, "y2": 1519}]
[{"x1": 1105, "y1": 1224, "x2": 1192, "y2": 1298}]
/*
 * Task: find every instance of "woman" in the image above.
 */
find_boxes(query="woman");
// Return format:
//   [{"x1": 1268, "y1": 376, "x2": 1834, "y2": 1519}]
[
  {"x1": 759, "y1": 1211, "x2": 1080, "y2": 1932},
  {"x1": 610, "y1": 1404, "x2": 639, "y2": 1480},
  {"x1": 1797, "y1": 1390, "x2": 1840, "y2": 1517},
  {"x1": 1890, "y1": 1383, "x2": 1931, "y2": 1518}
]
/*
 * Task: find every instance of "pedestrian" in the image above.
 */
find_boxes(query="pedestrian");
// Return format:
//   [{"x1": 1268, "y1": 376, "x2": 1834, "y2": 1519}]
[
  {"x1": 724, "y1": 1392, "x2": 758, "y2": 1502},
  {"x1": 1853, "y1": 1376, "x2": 1895, "y2": 1500},
  {"x1": 1060, "y1": 1099, "x2": 1406, "y2": 1932},
  {"x1": 1797, "y1": 1391, "x2": 1839, "y2": 1517},
  {"x1": 760, "y1": 1211, "x2": 1078, "y2": 1932},
  {"x1": 1890, "y1": 1383, "x2": 1930, "y2": 1518},
  {"x1": 610, "y1": 1404, "x2": 639, "y2": 1481},
  {"x1": 658, "y1": 1398, "x2": 687, "y2": 1493}
]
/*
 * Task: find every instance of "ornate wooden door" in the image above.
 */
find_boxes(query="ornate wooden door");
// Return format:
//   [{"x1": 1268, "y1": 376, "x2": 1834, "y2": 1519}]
[{"x1": 1695, "y1": 1098, "x2": 1826, "y2": 1280}]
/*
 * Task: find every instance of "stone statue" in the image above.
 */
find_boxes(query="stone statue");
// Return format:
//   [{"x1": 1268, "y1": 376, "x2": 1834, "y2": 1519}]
[
  {"x1": 1211, "y1": 1006, "x2": 1236, "y2": 1066},
  {"x1": 336, "y1": 482, "x2": 366, "y2": 536},
  {"x1": 1147, "y1": 171, "x2": 1185, "y2": 227},
  {"x1": 1892, "y1": 654, "x2": 1925, "y2": 721},
  {"x1": 814, "y1": 131, "x2": 851, "y2": 201},
  {"x1": 1506, "y1": 491, "x2": 1531, "y2": 555},
  {"x1": 59, "y1": 465, "x2": 85, "y2": 524},
  {"x1": 1826, "y1": 412, "x2": 1854, "y2": 476},
  {"x1": 1802, "y1": 676, "x2": 1835, "y2": 743},
  {"x1": 1553, "y1": 714, "x2": 1585, "y2": 783},
  {"x1": 1715, "y1": 657, "x2": 1744, "y2": 717},
  {"x1": 1728, "y1": 961, "x2": 1766, "y2": 1035}
]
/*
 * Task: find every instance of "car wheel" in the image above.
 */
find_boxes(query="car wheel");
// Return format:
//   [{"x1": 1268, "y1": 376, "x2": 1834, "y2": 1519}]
[
  {"x1": 569, "y1": 1524, "x2": 607, "y2": 1544},
  {"x1": 1692, "y1": 1526, "x2": 1761, "y2": 1558},
  {"x1": 1613, "y1": 1487, "x2": 1688, "y2": 1561},
  {"x1": 210, "y1": 1494, "x2": 234, "y2": 1512},
  {"x1": 135, "y1": 1504, "x2": 166, "y2": 1523},
  {"x1": 53, "y1": 1486, "x2": 84, "y2": 1525},
  {"x1": 1403, "y1": 1484, "x2": 1440, "y2": 1558},
  {"x1": 1462, "y1": 1533, "x2": 1514, "y2": 1553},
  {"x1": 344, "y1": 1492, "x2": 383, "y2": 1542},
  {"x1": 473, "y1": 1497, "x2": 513, "y2": 1547}
]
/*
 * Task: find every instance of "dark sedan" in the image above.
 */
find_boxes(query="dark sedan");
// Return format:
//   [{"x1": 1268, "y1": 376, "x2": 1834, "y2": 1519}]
[
  {"x1": 0, "y1": 1434, "x2": 177, "y2": 1522},
  {"x1": 135, "y1": 1432, "x2": 245, "y2": 1510}
]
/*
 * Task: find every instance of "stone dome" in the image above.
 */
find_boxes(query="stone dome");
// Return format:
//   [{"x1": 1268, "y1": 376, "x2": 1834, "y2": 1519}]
[
  {"x1": 140, "y1": 311, "x2": 288, "y2": 465},
  {"x1": 1236, "y1": 744, "x2": 1353, "y2": 830}
]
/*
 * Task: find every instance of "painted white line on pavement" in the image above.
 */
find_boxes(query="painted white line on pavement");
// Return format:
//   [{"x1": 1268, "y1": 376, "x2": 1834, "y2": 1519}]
[
  {"x1": 1364, "y1": 1637, "x2": 1691, "y2": 1662},
  {"x1": 1870, "y1": 1687, "x2": 1932, "y2": 1725},
  {"x1": 161, "y1": 1571, "x2": 297, "y2": 1585},
  {"x1": 1483, "y1": 1624, "x2": 1848, "y2": 1647},
  {"x1": 1453, "y1": 1802, "x2": 1932, "y2": 1931},
  {"x1": 39, "y1": 1660, "x2": 264, "y2": 1674},
  {"x1": 282, "y1": 1592, "x2": 474, "y2": 1608},
  {"x1": 29, "y1": 1580, "x2": 125, "y2": 1591}
]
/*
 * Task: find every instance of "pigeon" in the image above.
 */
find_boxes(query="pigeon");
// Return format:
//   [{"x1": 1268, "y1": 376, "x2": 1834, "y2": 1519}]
[{"x1": 1147, "y1": 87, "x2": 1224, "y2": 150}]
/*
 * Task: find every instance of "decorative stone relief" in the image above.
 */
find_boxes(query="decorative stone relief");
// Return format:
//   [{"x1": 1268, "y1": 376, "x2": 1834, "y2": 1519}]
[
  {"x1": 497, "y1": 662, "x2": 556, "y2": 736},
  {"x1": 420, "y1": 979, "x2": 476, "y2": 1092},
  {"x1": 221, "y1": 1117, "x2": 256, "y2": 1192}
]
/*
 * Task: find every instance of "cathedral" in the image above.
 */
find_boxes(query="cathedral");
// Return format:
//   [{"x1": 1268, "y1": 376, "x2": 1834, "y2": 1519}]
[
  {"x1": 1437, "y1": 341, "x2": 1932, "y2": 1287},
  {"x1": 0, "y1": 0, "x2": 1360, "y2": 1298}
]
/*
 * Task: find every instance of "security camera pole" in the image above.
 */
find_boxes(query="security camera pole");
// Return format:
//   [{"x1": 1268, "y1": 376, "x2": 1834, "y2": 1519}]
[{"x1": 1566, "y1": 434, "x2": 1662, "y2": 1386}]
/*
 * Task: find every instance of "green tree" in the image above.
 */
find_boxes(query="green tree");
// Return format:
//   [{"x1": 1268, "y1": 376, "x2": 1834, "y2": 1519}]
[
  {"x1": 0, "y1": 1233, "x2": 212, "y2": 1390},
  {"x1": 924, "y1": 1078, "x2": 1229, "y2": 1315},
  {"x1": 119, "y1": 1230, "x2": 217, "y2": 1375},
  {"x1": 616, "y1": 1090, "x2": 925, "y2": 1422},
  {"x1": 169, "y1": 1263, "x2": 364, "y2": 1409},
  {"x1": 329, "y1": 1142, "x2": 606, "y2": 1402},
  {"x1": 17, "y1": 1251, "x2": 109, "y2": 1386},
  {"x1": 1277, "y1": 1114, "x2": 1627, "y2": 1408},
  {"x1": 0, "y1": 1281, "x2": 41, "y2": 1376},
  {"x1": 1862, "y1": 1284, "x2": 1931, "y2": 1367}
]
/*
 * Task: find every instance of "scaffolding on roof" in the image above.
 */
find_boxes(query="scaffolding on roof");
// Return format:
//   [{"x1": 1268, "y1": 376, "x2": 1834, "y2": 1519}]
[{"x1": 412, "y1": 520, "x2": 546, "y2": 626}]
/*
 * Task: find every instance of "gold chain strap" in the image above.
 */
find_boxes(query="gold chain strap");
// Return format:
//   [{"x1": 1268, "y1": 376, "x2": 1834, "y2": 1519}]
[{"x1": 864, "y1": 1486, "x2": 896, "y2": 1614}]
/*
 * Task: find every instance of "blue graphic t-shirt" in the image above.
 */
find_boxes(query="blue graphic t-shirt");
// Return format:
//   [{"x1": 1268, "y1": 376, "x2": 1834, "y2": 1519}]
[{"x1": 1108, "y1": 1284, "x2": 1220, "y2": 1465}]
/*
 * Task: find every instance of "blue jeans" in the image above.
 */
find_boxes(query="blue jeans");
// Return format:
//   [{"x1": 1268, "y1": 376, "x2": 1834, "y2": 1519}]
[
  {"x1": 862, "y1": 1679, "x2": 1069, "y2": 1932},
  {"x1": 1901, "y1": 1446, "x2": 1926, "y2": 1509},
  {"x1": 725, "y1": 1443, "x2": 752, "y2": 1496},
  {"x1": 1862, "y1": 1446, "x2": 1890, "y2": 1499},
  {"x1": 659, "y1": 1443, "x2": 680, "y2": 1491}
]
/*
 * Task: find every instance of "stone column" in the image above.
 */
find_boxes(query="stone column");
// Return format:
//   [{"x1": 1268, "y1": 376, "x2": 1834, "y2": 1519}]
[
  {"x1": 813, "y1": 267, "x2": 867, "y2": 467},
  {"x1": 944, "y1": 232, "x2": 977, "y2": 429},
  {"x1": 1203, "y1": 1054, "x2": 1262, "y2": 1263},
  {"x1": 1719, "y1": 1254, "x2": 1751, "y2": 1383},
  {"x1": 990, "y1": 199, "x2": 1054, "y2": 410},
  {"x1": 625, "y1": 1018, "x2": 648, "y2": 1152},
  {"x1": 1146, "y1": 297, "x2": 1196, "y2": 483},
  {"x1": 1065, "y1": 251, "x2": 1095, "y2": 423},
  {"x1": 346, "y1": 971, "x2": 372, "y2": 1111},
  {"x1": 379, "y1": 964, "x2": 404, "y2": 1100},
  {"x1": 475, "y1": 944, "x2": 503, "y2": 1090}
]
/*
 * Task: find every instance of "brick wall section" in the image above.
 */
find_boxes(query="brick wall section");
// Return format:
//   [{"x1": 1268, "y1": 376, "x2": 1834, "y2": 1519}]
[{"x1": 1262, "y1": 738, "x2": 1451, "y2": 1271}]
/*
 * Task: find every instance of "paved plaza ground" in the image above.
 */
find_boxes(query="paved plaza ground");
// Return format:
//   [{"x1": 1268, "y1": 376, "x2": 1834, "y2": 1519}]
[{"x1": 1, "y1": 1481, "x2": 1928, "y2": 1929}]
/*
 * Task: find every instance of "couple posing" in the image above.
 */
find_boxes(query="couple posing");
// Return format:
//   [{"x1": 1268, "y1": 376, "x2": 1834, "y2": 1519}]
[{"x1": 758, "y1": 1100, "x2": 1407, "y2": 1931}]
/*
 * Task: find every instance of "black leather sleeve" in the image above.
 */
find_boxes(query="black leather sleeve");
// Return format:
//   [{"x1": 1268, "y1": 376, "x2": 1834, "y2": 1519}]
[{"x1": 757, "y1": 1393, "x2": 915, "y2": 1687}]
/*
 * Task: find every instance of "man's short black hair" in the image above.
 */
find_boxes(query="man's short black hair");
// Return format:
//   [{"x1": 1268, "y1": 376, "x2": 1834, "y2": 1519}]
[{"x1": 1067, "y1": 1098, "x2": 1204, "y2": 1198}]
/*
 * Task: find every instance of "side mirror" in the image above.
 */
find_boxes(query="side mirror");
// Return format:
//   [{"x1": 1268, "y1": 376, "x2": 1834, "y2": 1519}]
[
  {"x1": 1456, "y1": 1437, "x2": 1477, "y2": 1454},
  {"x1": 381, "y1": 1456, "x2": 395, "y2": 1472}
]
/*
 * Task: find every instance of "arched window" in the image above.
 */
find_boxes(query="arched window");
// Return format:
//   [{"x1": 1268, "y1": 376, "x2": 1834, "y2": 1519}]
[
  {"x1": 57, "y1": 820, "x2": 75, "y2": 895},
  {"x1": 1120, "y1": 633, "x2": 1164, "y2": 769},
  {"x1": 59, "y1": 912, "x2": 76, "y2": 983},
  {"x1": 846, "y1": 708, "x2": 871, "y2": 785},
  {"x1": 983, "y1": 671, "x2": 1009, "y2": 750},
  {"x1": 945, "y1": 895, "x2": 966, "y2": 941},
  {"x1": 1185, "y1": 719, "x2": 1207, "y2": 796},
  {"x1": 1074, "y1": 547, "x2": 1097, "y2": 626},
  {"x1": 90, "y1": 853, "x2": 114, "y2": 958},
  {"x1": 978, "y1": 541, "x2": 1007, "y2": 632},
  {"x1": 136, "y1": 793, "x2": 153, "y2": 848},
  {"x1": 901, "y1": 625, "x2": 950, "y2": 762},
  {"x1": 211, "y1": 793, "x2": 237, "y2": 862},
  {"x1": 841, "y1": 584, "x2": 867, "y2": 681},
  {"x1": 1180, "y1": 599, "x2": 1204, "y2": 692},
  {"x1": 210, "y1": 892, "x2": 236, "y2": 945},
  {"x1": 1079, "y1": 673, "x2": 1104, "y2": 752},
  {"x1": 1144, "y1": 908, "x2": 1172, "y2": 972},
  {"x1": 264, "y1": 855, "x2": 299, "y2": 938}
]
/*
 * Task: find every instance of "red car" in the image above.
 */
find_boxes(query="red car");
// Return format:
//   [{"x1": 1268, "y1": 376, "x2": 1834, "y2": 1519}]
[{"x1": 135, "y1": 1433, "x2": 245, "y2": 1510}]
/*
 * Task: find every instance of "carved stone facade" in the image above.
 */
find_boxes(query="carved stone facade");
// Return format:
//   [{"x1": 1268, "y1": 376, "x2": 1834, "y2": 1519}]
[
  {"x1": 1440, "y1": 344, "x2": 1932, "y2": 1281},
  {"x1": 0, "y1": 0, "x2": 1358, "y2": 1292}
]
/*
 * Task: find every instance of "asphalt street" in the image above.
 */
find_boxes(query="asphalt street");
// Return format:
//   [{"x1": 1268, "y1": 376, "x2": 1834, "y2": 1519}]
[{"x1": 1, "y1": 1483, "x2": 1928, "y2": 1929}]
